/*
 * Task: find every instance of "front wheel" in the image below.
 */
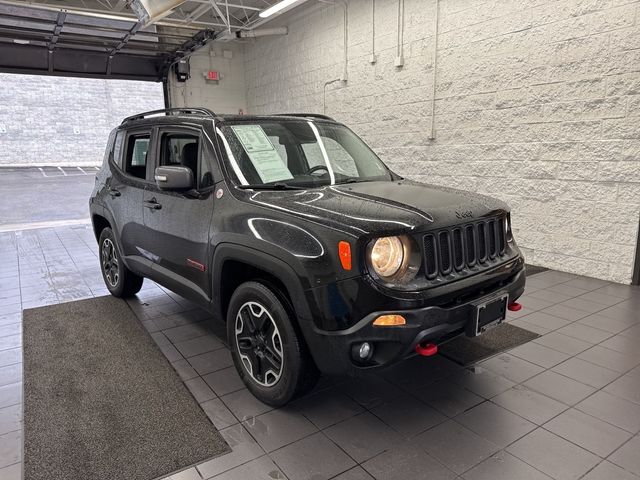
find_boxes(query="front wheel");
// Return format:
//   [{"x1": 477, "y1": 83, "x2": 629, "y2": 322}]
[
  {"x1": 98, "y1": 227, "x2": 143, "y2": 298},
  {"x1": 227, "y1": 281, "x2": 319, "y2": 406}
]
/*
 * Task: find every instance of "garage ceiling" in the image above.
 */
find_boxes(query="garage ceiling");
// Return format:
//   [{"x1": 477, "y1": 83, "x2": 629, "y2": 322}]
[{"x1": 0, "y1": 0, "x2": 288, "y2": 81}]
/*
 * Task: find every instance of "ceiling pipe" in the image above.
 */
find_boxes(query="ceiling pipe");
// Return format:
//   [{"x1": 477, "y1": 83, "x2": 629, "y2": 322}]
[{"x1": 236, "y1": 27, "x2": 288, "y2": 38}]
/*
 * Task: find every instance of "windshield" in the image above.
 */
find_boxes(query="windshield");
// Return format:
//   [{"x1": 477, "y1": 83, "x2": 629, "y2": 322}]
[{"x1": 218, "y1": 120, "x2": 392, "y2": 188}]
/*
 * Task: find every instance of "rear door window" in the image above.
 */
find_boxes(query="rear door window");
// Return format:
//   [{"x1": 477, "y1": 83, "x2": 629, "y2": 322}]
[{"x1": 124, "y1": 134, "x2": 151, "y2": 180}]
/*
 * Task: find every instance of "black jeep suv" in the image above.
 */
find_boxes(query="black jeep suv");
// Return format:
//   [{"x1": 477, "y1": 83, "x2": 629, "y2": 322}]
[{"x1": 90, "y1": 108, "x2": 525, "y2": 406}]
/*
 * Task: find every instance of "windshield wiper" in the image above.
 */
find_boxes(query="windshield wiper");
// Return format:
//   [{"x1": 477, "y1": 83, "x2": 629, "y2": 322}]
[{"x1": 237, "y1": 183, "x2": 305, "y2": 190}]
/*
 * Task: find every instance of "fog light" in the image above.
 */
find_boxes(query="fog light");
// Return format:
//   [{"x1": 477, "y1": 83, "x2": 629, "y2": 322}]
[
  {"x1": 358, "y1": 342, "x2": 372, "y2": 359},
  {"x1": 373, "y1": 314, "x2": 406, "y2": 326}
]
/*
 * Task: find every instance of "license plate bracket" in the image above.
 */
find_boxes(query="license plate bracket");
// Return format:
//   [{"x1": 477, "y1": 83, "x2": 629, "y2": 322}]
[{"x1": 467, "y1": 294, "x2": 509, "y2": 337}]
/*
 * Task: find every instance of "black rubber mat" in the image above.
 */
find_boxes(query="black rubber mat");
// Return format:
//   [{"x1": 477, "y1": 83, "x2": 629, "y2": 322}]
[
  {"x1": 23, "y1": 296, "x2": 229, "y2": 480},
  {"x1": 439, "y1": 323, "x2": 540, "y2": 366}
]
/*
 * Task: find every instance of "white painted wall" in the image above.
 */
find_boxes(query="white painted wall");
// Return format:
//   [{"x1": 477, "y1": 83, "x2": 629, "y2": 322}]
[
  {"x1": 167, "y1": 42, "x2": 247, "y2": 114},
  {"x1": 237, "y1": 0, "x2": 640, "y2": 284}
]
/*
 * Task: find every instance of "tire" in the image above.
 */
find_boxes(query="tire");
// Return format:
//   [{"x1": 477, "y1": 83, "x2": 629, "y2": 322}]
[
  {"x1": 227, "y1": 281, "x2": 319, "y2": 406},
  {"x1": 98, "y1": 227, "x2": 143, "y2": 298}
]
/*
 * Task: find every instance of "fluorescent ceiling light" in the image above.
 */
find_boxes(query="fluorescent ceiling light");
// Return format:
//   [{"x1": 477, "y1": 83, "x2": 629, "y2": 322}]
[{"x1": 259, "y1": 0, "x2": 305, "y2": 18}]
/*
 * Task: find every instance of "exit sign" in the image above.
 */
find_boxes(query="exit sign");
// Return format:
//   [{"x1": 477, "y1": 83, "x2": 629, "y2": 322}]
[{"x1": 206, "y1": 70, "x2": 219, "y2": 81}]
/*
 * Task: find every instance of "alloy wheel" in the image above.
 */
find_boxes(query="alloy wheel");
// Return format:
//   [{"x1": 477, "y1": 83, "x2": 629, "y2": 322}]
[
  {"x1": 101, "y1": 238, "x2": 119, "y2": 288},
  {"x1": 234, "y1": 301, "x2": 284, "y2": 387}
]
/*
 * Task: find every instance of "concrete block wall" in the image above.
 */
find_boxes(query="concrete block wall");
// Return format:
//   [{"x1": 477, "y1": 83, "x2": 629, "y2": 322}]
[
  {"x1": 167, "y1": 43, "x2": 247, "y2": 114},
  {"x1": 242, "y1": 0, "x2": 640, "y2": 283},
  {"x1": 0, "y1": 74, "x2": 163, "y2": 167}
]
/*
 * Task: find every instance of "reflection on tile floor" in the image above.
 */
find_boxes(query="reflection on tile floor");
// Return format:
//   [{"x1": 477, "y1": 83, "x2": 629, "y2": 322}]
[{"x1": 1, "y1": 225, "x2": 639, "y2": 480}]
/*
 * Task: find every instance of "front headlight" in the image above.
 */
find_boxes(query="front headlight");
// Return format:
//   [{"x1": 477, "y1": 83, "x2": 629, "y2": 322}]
[{"x1": 369, "y1": 235, "x2": 421, "y2": 284}]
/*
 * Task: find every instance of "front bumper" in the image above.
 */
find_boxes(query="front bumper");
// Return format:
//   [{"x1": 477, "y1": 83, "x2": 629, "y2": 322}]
[{"x1": 305, "y1": 264, "x2": 525, "y2": 375}]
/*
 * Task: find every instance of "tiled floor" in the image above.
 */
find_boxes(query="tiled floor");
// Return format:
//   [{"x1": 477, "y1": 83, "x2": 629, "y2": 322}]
[{"x1": 1, "y1": 225, "x2": 639, "y2": 480}]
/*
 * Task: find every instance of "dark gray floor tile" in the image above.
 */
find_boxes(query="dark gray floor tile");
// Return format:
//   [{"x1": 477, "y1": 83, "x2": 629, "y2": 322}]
[
  {"x1": 212, "y1": 455, "x2": 285, "y2": 480},
  {"x1": 0, "y1": 364, "x2": 21, "y2": 388},
  {"x1": 339, "y1": 375, "x2": 404, "y2": 410},
  {"x1": 579, "y1": 314, "x2": 636, "y2": 334},
  {"x1": 509, "y1": 318, "x2": 552, "y2": 335},
  {"x1": 221, "y1": 389, "x2": 272, "y2": 421},
  {"x1": 544, "y1": 408, "x2": 632, "y2": 457},
  {"x1": 609, "y1": 436, "x2": 640, "y2": 477},
  {"x1": 523, "y1": 370, "x2": 596, "y2": 405},
  {"x1": 0, "y1": 335, "x2": 21, "y2": 352},
  {"x1": 196, "y1": 424, "x2": 264, "y2": 478},
  {"x1": 332, "y1": 466, "x2": 374, "y2": 480},
  {"x1": 162, "y1": 322, "x2": 210, "y2": 343},
  {"x1": 551, "y1": 283, "x2": 590, "y2": 297},
  {"x1": 455, "y1": 401, "x2": 535, "y2": 448},
  {"x1": 200, "y1": 397, "x2": 238, "y2": 429},
  {"x1": 0, "y1": 462, "x2": 20, "y2": 480},
  {"x1": 560, "y1": 297, "x2": 608, "y2": 314},
  {"x1": 541, "y1": 304, "x2": 591, "y2": 322},
  {"x1": 527, "y1": 289, "x2": 575, "y2": 304},
  {"x1": 188, "y1": 349, "x2": 233, "y2": 376},
  {"x1": 379, "y1": 355, "x2": 461, "y2": 392},
  {"x1": 480, "y1": 353, "x2": 545, "y2": 383},
  {"x1": 492, "y1": 386, "x2": 567, "y2": 425},
  {"x1": 0, "y1": 382, "x2": 21, "y2": 409},
  {"x1": 463, "y1": 451, "x2": 553, "y2": 480},
  {"x1": 533, "y1": 332, "x2": 591, "y2": 355},
  {"x1": 416, "y1": 420, "x2": 499, "y2": 475},
  {"x1": 202, "y1": 367, "x2": 245, "y2": 397},
  {"x1": 449, "y1": 367, "x2": 515, "y2": 399},
  {"x1": 174, "y1": 335, "x2": 224, "y2": 358},
  {"x1": 243, "y1": 408, "x2": 317, "y2": 453},
  {"x1": 325, "y1": 412, "x2": 401, "y2": 463},
  {"x1": 185, "y1": 377, "x2": 216, "y2": 403},
  {"x1": 576, "y1": 391, "x2": 640, "y2": 433},
  {"x1": 0, "y1": 429, "x2": 21, "y2": 469},
  {"x1": 171, "y1": 358, "x2": 199, "y2": 381},
  {"x1": 363, "y1": 441, "x2": 457, "y2": 480},
  {"x1": 170, "y1": 467, "x2": 202, "y2": 480},
  {"x1": 370, "y1": 393, "x2": 446, "y2": 438},
  {"x1": 0, "y1": 404, "x2": 21, "y2": 436},
  {"x1": 509, "y1": 341, "x2": 571, "y2": 369},
  {"x1": 556, "y1": 323, "x2": 613, "y2": 344},
  {"x1": 597, "y1": 306, "x2": 640, "y2": 324},
  {"x1": 0, "y1": 349, "x2": 20, "y2": 369},
  {"x1": 293, "y1": 388, "x2": 364, "y2": 430},
  {"x1": 581, "y1": 461, "x2": 640, "y2": 480},
  {"x1": 158, "y1": 342, "x2": 183, "y2": 362},
  {"x1": 601, "y1": 334, "x2": 640, "y2": 355},
  {"x1": 620, "y1": 324, "x2": 640, "y2": 340},
  {"x1": 414, "y1": 380, "x2": 484, "y2": 417},
  {"x1": 577, "y1": 345, "x2": 640, "y2": 373},
  {"x1": 605, "y1": 372, "x2": 640, "y2": 405},
  {"x1": 270, "y1": 432, "x2": 356, "y2": 480},
  {"x1": 552, "y1": 357, "x2": 620, "y2": 389},
  {"x1": 562, "y1": 277, "x2": 610, "y2": 291},
  {"x1": 507, "y1": 428, "x2": 599, "y2": 480},
  {"x1": 517, "y1": 311, "x2": 571, "y2": 330},
  {"x1": 576, "y1": 291, "x2": 626, "y2": 307}
]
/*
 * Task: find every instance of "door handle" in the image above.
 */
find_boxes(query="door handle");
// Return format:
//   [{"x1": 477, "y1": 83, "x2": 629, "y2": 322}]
[
  {"x1": 107, "y1": 188, "x2": 121, "y2": 197},
  {"x1": 143, "y1": 199, "x2": 162, "y2": 210}
]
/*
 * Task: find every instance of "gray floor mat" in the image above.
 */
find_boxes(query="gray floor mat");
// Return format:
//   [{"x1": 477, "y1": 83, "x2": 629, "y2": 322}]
[{"x1": 23, "y1": 295, "x2": 229, "y2": 480}]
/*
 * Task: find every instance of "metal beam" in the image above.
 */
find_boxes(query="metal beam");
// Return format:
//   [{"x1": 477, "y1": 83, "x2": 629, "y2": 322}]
[
  {"x1": 47, "y1": 10, "x2": 66, "y2": 72},
  {"x1": 107, "y1": 21, "x2": 143, "y2": 75}
]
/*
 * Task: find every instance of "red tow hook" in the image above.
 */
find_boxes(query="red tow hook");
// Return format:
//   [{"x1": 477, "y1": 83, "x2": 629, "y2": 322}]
[
  {"x1": 508, "y1": 302, "x2": 522, "y2": 312},
  {"x1": 415, "y1": 342, "x2": 438, "y2": 357}
]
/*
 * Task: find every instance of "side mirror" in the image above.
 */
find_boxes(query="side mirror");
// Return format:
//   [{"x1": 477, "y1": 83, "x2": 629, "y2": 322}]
[{"x1": 154, "y1": 166, "x2": 194, "y2": 191}]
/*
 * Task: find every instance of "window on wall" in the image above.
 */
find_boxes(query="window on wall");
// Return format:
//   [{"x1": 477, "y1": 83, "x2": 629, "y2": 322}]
[{"x1": 124, "y1": 134, "x2": 150, "y2": 180}]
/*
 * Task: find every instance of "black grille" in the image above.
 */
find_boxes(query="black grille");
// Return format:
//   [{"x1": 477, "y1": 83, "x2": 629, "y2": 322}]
[{"x1": 422, "y1": 216, "x2": 509, "y2": 280}]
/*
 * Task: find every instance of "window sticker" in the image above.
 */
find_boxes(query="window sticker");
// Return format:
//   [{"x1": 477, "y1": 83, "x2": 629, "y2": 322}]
[{"x1": 231, "y1": 125, "x2": 293, "y2": 183}]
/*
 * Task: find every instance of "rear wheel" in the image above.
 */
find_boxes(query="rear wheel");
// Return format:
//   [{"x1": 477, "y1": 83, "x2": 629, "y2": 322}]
[
  {"x1": 98, "y1": 227, "x2": 143, "y2": 298},
  {"x1": 227, "y1": 281, "x2": 319, "y2": 406}
]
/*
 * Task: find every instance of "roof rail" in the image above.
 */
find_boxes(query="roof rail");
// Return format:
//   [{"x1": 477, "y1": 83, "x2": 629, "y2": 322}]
[
  {"x1": 121, "y1": 108, "x2": 217, "y2": 124},
  {"x1": 274, "y1": 113, "x2": 335, "y2": 121}
]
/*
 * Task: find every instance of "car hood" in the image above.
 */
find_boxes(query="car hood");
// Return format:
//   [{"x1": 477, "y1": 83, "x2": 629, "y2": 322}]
[{"x1": 241, "y1": 180, "x2": 510, "y2": 237}]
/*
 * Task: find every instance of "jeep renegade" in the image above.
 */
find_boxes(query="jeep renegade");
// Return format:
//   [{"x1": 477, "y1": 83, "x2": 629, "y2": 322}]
[{"x1": 90, "y1": 108, "x2": 525, "y2": 406}]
